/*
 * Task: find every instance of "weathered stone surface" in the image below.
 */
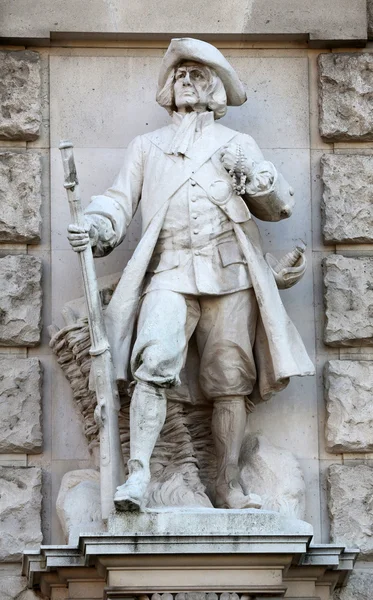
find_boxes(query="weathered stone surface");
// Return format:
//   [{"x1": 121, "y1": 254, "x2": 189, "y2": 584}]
[
  {"x1": 0, "y1": 255, "x2": 42, "y2": 346},
  {"x1": 323, "y1": 255, "x2": 373, "y2": 346},
  {"x1": 0, "y1": 152, "x2": 42, "y2": 243},
  {"x1": 325, "y1": 360, "x2": 373, "y2": 452},
  {"x1": 328, "y1": 464, "x2": 373, "y2": 555},
  {"x1": 0, "y1": 466, "x2": 42, "y2": 561},
  {"x1": 319, "y1": 53, "x2": 373, "y2": 142},
  {"x1": 321, "y1": 154, "x2": 373, "y2": 243},
  {"x1": 334, "y1": 570, "x2": 373, "y2": 600},
  {"x1": 369, "y1": 0, "x2": 373, "y2": 39},
  {"x1": 0, "y1": 0, "x2": 367, "y2": 43},
  {"x1": 0, "y1": 50, "x2": 41, "y2": 141},
  {"x1": 0, "y1": 573, "x2": 40, "y2": 600},
  {"x1": 0, "y1": 357, "x2": 42, "y2": 453}
]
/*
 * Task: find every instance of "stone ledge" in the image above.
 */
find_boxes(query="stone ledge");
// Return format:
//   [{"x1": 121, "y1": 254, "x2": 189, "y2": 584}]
[{"x1": 108, "y1": 507, "x2": 313, "y2": 538}]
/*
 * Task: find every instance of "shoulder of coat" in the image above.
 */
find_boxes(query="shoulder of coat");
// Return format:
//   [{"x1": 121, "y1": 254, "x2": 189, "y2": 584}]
[{"x1": 142, "y1": 123, "x2": 174, "y2": 144}]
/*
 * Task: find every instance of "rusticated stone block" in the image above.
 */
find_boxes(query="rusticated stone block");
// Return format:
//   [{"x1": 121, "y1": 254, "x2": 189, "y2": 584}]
[
  {"x1": 0, "y1": 466, "x2": 42, "y2": 561},
  {"x1": 0, "y1": 255, "x2": 42, "y2": 346},
  {"x1": 334, "y1": 570, "x2": 373, "y2": 600},
  {"x1": 0, "y1": 50, "x2": 41, "y2": 141},
  {"x1": 0, "y1": 357, "x2": 42, "y2": 453},
  {"x1": 0, "y1": 152, "x2": 42, "y2": 243},
  {"x1": 321, "y1": 154, "x2": 373, "y2": 243},
  {"x1": 323, "y1": 255, "x2": 373, "y2": 346},
  {"x1": 325, "y1": 360, "x2": 373, "y2": 452},
  {"x1": 319, "y1": 53, "x2": 373, "y2": 141},
  {"x1": 0, "y1": 573, "x2": 40, "y2": 600},
  {"x1": 328, "y1": 464, "x2": 373, "y2": 555}
]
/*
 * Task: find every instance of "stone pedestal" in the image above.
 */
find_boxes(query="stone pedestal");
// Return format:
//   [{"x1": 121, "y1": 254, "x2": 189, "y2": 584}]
[{"x1": 23, "y1": 510, "x2": 357, "y2": 600}]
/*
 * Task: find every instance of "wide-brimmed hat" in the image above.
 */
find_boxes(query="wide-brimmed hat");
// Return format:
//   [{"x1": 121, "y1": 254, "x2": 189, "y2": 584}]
[{"x1": 157, "y1": 38, "x2": 247, "y2": 106}]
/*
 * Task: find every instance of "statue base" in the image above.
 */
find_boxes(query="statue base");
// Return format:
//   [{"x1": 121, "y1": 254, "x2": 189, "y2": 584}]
[
  {"x1": 108, "y1": 506, "x2": 314, "y2": 538},
  {"x1": 23, "y1": 509, "x2": 357, "y2": 600}
]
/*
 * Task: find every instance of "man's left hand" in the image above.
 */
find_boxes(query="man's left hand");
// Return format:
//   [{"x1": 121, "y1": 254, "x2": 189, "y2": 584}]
[{"x1": 220, "y1": 143, "x2": 255, "y2": 177}]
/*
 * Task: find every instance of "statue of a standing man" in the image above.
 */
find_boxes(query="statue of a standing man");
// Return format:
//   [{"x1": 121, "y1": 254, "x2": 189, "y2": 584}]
[{"x1": 68, "y1": 38, "x2": 314, "y2": 512}]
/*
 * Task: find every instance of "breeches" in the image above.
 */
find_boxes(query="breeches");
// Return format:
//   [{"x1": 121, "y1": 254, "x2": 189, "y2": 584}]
[{"x1": 131, "y1": 289, "x2": 258, "y2": 399}]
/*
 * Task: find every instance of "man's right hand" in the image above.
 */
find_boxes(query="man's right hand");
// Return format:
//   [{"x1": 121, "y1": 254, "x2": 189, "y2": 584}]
[{"x1": 67, "y1": 218, "x2": 98, "y2": 253}]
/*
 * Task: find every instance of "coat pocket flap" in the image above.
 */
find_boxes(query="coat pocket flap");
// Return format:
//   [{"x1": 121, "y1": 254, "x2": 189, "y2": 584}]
[{"x1": 218, "y1": 241, "x2": 247, "y2": 267}]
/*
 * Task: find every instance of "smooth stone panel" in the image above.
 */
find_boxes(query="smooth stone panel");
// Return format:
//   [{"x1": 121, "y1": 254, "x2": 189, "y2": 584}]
[
  {"x1": 334, "y1": 570, "x2": 373, "y2": 600},
  {"x1": 0, "y1": 50, "x2": 41, "y2": 141},
  {"x1": 0, "y1": 151, "x2": 42, "y2": 243},
  {"x1": 0, "y1": 357, "x2": 42, "y2": 453},
  {"x1": 0, "y1": 0, "x2": 367, "y2": 42},
  {"x1": 319, "y1": 53, "x2": 373, "y2": 142},
  {"x1": 328, "y1": 464, "x2": 373, "y2": 556},
  {"x1": 0, "y1": 466, "x2": 42, "y2": 561},
  {"x1": 321, "y1": 154, "x2": 373, "y2": 243},
  {"x1": 323, "y1": 255, "x2": 373, "y2": 347},
  {"x1": 325, "y1": 360, "x2": 373, "y2": 453},
  {"x1": 108, "y1": 507, "x2": 313, "y2": 536},
  {"x1": 0, "y1": 255, "x2": 42, "y2": 346},
  {"x1": 50, "y1": 54, "x2": 309, "y2": 150}
]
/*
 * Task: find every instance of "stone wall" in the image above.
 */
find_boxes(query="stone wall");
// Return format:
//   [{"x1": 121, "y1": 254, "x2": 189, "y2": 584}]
[
  {"x1": 1, "y1": 6, "x2": 373, "y2": 599},
  {"x1": 318, "y1": 49, "x2": 373, "y2": 599},
  {"x1": 0, "y1": 48, "x2": 45, "y2": 600}
]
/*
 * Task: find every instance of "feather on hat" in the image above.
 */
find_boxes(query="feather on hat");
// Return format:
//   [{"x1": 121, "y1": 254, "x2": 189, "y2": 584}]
[{"x1": 157, "y1": 38, "x2": 247, "y2": 106}]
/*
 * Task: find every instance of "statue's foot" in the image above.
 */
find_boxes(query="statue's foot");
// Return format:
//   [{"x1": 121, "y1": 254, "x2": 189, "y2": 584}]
[
  {"x1": 215, "y1": 482, "x2": 262, "y2": 510},
  {"x1": 114, "y1": 466, "x2": 150, "y2": 512}
]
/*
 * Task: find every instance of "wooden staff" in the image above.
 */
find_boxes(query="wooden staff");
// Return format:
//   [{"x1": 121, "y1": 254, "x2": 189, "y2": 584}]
[{"x1": 59, "y1": 140, "x2": 125, "y2": 520}]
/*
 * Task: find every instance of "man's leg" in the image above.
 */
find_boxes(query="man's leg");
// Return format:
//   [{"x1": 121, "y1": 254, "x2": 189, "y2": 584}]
[
  {"x1": 114, "y1": 290, "x2": 198, "y2": 511},
  {"x1": 197, "y1": 289, "x2": 261, "y2": 509}
]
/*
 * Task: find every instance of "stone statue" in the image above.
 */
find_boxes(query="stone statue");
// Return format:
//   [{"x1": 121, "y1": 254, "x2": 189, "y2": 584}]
[{"x1": 67, "y1": 38, "x2": 314, "y2": 513}]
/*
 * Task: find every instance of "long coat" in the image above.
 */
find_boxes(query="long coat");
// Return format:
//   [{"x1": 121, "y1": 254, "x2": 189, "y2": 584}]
[{"x1": 85, "y1": 119, "x2": 315, "y2": 402}]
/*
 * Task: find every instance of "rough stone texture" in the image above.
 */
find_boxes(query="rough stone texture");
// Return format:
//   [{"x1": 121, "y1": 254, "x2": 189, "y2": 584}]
[
  {"x1": 323, "y1": 255, "x2": 373, "y2": 346},
  {"x1": 56, "y1": 469, "x2": 103, "y2": 544},
  {"x1": 328, "y1": 464, "x2": 373, "y2": 556},
  {"x1": 334, "y1": 570, "x2": 373, "y2": 600},
  {"x1": 0, "y1": 152, "x2": 42, "y2": 243},
  {"x1": 0, "y1": 50, "x2": 41, "y2": 141},
  {"x1": 0, "y1": 467, "x2": 42, "y2": 561},
  {"x1": 325, "y1": 361, "x2": 373, "y2": 452},
  {"x1": 321, "y1": 154, "x2": 373, "y2": 243},
  {"x1": 0, "y1": 255, "x2": 42, "y2": 346},
  {"x1": 319, "y1": 53, "x2": 373, "y2": 142},
  {"x1": 0, "y1": 357, "x2": 42, "y2": 453},
  {"x1": 0, "y1": 573, "x2": 40, "y2": 600}
]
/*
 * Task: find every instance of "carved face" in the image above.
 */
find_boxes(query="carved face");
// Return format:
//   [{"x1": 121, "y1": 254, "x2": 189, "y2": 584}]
[{"x1": 173, "y1": 62, "x2": 211, "y2": 112}]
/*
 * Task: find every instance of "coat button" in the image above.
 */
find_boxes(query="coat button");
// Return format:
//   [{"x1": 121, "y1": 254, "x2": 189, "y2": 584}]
[
  {"x1": 190, "y1": 179, "x2": 196, "y2": 186},
  {"x1": 194, "y1": 250, "x2": 200, "y2": 256},
  {"x1": 193, "y1": 229, "x2": 198, "y2": 235},
  {"x1": 191, "y1": 196, "x2": 197, "y2": 202},
  {"x1": 192, "y1": 213, "x2": 198, "y2": 219}
]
